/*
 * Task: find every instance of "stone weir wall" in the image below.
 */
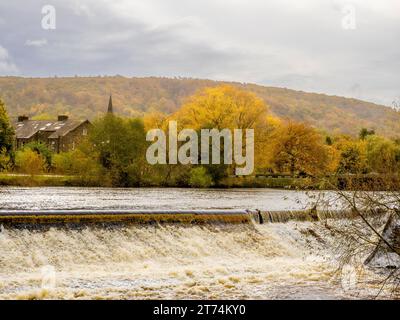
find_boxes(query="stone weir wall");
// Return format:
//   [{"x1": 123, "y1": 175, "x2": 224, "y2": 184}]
[{"x1": 0, "y1": 208, "x2": 388, "y2": 226}]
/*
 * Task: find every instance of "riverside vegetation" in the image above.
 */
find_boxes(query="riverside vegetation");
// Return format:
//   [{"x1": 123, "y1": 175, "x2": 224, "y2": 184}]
[{"x1": 1, "y1": 85, "x2": 400, "y2": 189}]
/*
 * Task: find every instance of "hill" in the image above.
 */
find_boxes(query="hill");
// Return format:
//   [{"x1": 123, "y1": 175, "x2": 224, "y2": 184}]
[{"x1": 0, "y1": 76, "x2": 399, "y2": 137}]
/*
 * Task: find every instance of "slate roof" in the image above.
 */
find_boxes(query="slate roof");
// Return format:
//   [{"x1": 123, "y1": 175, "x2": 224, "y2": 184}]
[
  {"x1": 48, "y1": 120, "x2": 89, "y2": 139},
  {"x1": 15, "y1": 120, "x2": 88, "y2": 140}
]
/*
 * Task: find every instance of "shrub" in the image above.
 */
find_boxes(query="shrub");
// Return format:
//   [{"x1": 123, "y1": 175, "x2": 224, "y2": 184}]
[
  {"x1": 15, "y1": 149, "x2": 46, "y2": 175},
  {"x1": 24, "y1": 142, "x2": 52, "y2": 170},
  {"x1": 53, "y1": 149, "x2": 102, "y2": 177},
  {"x1": 0, "y1": 148, "x2": 12, "y2": 172},
  {"x1": 188, "y1": 167, "x2": 213, "y2": 188}
]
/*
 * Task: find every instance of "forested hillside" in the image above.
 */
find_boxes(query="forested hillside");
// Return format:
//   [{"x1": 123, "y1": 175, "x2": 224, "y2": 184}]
[{"x1": 0, "y1": 76, "x2": 398, "y2": 137}]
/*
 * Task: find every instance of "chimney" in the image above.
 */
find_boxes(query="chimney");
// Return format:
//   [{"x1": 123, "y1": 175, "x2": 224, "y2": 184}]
[
  {"x1": 58, "y1": 115, "x2": 69, "y2": 122},
  {"x1": 18, "y1": 115, "x2": 29, "y2": 122}
]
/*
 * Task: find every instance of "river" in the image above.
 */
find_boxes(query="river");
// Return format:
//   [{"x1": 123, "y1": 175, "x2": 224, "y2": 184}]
[
  {"x1": 0, "y1": 187, "x2": 391, "y2": 300},
  {"x1": 0, "y1": 187, "x2": 322, "y2": 211}
]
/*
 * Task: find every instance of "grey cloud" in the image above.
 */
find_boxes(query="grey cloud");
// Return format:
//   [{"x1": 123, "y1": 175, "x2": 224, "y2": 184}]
[
  {"x1": 25, "y1": 39, "x2": 48, "y2": 47},
  {"x1": 0, "y1": 0, "x2": 399, "y2": 105},
  {"x1": 0, "y1": 45, "x2": 18, "y2": 73}
]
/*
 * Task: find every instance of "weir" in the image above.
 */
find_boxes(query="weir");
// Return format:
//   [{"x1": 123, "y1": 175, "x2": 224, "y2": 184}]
[
  {"x1": 0, "y1": 208, "x2": 381, "y2": 225},
  {"x1": 0, "y1": 209, "x2": 250, "y2": 216},
  {"x1": 0, "y1": 209, "x2": 253, "y2": 225}
]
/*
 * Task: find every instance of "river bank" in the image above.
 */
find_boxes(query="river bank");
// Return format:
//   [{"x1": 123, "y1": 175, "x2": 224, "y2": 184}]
[
  {"x1": 0, "y1": 173, "x2": 330, "y2": 189},
  {"x1": 1, "y1": 173, "x2": 395, "y2": 190}
]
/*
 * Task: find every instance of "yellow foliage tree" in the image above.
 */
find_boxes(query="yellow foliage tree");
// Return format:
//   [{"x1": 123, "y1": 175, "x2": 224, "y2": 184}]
[
  {"x1": 334, "y1": 135, "x2": 368, "y2": 174},
  {"x1": 15, "y1": 149, "x2": 46, "y2": 175},
  {"x1": 172, "y1": 85, "x2": 274, "y2": 173},
  {"x1": 173, "y1": 85, "x2": 269, "y2": 130},
  {"x1": 365, "y1": 135, "x2": 400, "y2": 174},
  {"x1": 143, "y1": 111, "x2": 169, "y2": 131},
  {"x1": 269, "y1": 121, "x2": 330, "y2": 176}
]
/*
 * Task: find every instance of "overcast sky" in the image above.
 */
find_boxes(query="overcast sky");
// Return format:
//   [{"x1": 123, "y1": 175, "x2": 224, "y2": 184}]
[{"x1": 0, "y1": 0, "x2": 399, "y2": 106}]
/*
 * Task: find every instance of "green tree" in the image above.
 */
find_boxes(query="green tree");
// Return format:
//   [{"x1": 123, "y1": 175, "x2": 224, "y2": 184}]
[
  {"x1": 359, "y1": 128, "x2": 375, "y2": 140},
  {"x1": 53, "y1": 148, "x2": 103, "y2": 185},
  {"x1": 0, "y1": 99, "x2": 15, "y2": 156},
  {"x1": 88, "y1": 114, "x2": 147, "y2": 186},
  {"x1": 325, "y1": 136, "x2": 333, "y2": 146},
  {"x1": 0, "y1": 148, "x2": 12, "y2": 172}
]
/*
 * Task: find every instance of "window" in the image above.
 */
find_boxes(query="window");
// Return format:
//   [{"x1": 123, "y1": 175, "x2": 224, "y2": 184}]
[{"x1": 82, "y1": 128, "x2": 88, "y2": 136}]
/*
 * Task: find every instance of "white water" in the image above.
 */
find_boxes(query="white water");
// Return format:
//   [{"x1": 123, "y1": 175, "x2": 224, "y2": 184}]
[
  {"x1": 0, "y1": 221, "x2": 389, "y2": 300},
  {"x1": 0, "y1": 188, "x2": 391, "y2": 300}
]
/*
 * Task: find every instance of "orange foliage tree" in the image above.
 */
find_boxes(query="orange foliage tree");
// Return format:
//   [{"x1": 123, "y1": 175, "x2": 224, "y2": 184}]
[{"x1": 269, "y1": 121, "x2": 330, "y2": 176}]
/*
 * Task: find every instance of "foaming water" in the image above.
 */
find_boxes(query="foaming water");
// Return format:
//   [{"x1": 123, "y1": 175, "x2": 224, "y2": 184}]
[
  {"x1": 0, "y1": 187, "x2": 393, "y2": 299},
  {"x1": 0, "y1": 221, "x2": 386, "y2": 300}
]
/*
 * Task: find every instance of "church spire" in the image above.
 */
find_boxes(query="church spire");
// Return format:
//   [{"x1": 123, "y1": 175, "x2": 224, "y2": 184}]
[{"x1": 107, "y1": 95, "x2": 113, "y2": 114}]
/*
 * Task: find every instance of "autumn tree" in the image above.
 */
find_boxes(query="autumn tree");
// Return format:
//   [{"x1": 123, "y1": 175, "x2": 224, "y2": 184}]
[
  {"x1": 14, "y1": 142, "x2": 53, "y2": 174},
  {"x1": 174, "y1": 85, "x2": 269, "y2": 130},
  {"x1": 143, "y1": 111, "x2": 169, "y2": 131},
  {"x1": 24, "y1": 142, "x2": 52, "y2": 171},
  {"x1": 15, "y1": 149, "x2": 46, "y2": 175},
  {"x1": 172, "y1": 85, "x2": 271, "y2": 180},
  {"x1": 365, "y1": 135, "x2": 400, "y2": 174},
  {"x1": 269, "y1": 121, "x2": 330, "y2": 176},
  {"x1": 335, "y1": 136, "x2": 368, "y2": 174}
]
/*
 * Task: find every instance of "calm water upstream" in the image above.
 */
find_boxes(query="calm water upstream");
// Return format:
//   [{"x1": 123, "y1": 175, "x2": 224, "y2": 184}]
[
  {"x1": 0, "y1": 187, "x2": 324, "y2": 211},
  {"x1": 0, "y1": 187, "x2": 388, "y2": 300}
]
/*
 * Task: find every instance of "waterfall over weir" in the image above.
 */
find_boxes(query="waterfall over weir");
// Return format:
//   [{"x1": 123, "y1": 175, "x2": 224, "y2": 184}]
[
  {"x1": 0, "y1": 217, "x2": 393, "y2": 299},
  {"x1": 0, "y1": 188, "x2": 395, "y2": 299}
]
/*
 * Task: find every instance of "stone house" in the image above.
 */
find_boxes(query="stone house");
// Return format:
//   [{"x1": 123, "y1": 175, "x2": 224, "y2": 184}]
[
  {"x1": 14, "y1": 95, "x2": 114, "y2": 153},
  {"x1": 14, "y1": 115, "x2": 91, "y2": 153}
]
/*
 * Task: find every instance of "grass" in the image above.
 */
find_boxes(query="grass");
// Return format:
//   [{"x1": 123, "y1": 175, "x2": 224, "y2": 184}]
[{"x1": 0, "y1": 174, "x2": 81, "y2": 187}]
